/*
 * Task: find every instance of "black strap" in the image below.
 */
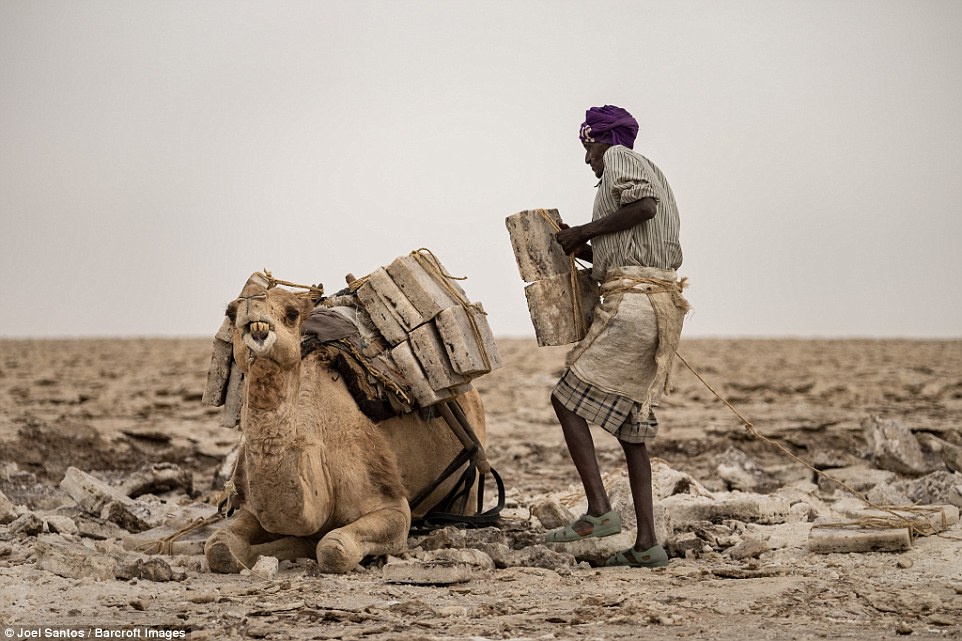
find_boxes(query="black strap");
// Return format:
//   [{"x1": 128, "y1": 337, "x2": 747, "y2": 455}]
[{"x1": 413, "y1": 465, "x2": 506, "y2": 531}]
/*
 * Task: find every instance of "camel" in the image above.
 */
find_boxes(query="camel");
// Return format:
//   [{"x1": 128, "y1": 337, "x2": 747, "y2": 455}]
[{"x1": 204, "y1": 281, "x2": 489, "y2": 574}]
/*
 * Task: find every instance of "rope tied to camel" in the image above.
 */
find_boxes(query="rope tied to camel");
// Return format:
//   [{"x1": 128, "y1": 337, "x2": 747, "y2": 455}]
[
  {"x1": 263, "y1": 269, "x2": 324, "y2": 298},
  {"x1": 410, "y1": 247, "x2": 493, "y2": 372},
  {"x1": 673, "y1": 351, "x2": 950, "y2": 539},
  {"x1": 535, "y1": 209, "x2": 588, "y2": 338},
  {"x1": 130, "y1": 512, "x2": 224, "y2": 556},
  {"x1": 333, "y1": 337, "x2": 415, "y2": 408}
]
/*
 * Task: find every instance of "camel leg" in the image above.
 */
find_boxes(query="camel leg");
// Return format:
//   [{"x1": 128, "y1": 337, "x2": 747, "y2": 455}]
[
  {"x1": 315, "y1": 500, "x2": 411, "y2": 574},
  {"x1": 205, "y1": 509, "x2": 274, "y2": 574},
  {"x1": 247, "y1": 536, "x2": 317, "y2": 565}
]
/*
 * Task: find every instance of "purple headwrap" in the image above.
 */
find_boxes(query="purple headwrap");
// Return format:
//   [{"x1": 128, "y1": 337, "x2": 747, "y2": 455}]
[{"x1": 579, "y1": 105, "x2": 639, "y2": 149}]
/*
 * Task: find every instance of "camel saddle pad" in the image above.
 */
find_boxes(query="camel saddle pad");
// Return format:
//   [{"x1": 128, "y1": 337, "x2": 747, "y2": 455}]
[
  {"x1": 301, "y1": 308, "x2": 412, "y2": 421},
  {"x1": 301, "y1": 308, "x2": 359, "y2": 343}
]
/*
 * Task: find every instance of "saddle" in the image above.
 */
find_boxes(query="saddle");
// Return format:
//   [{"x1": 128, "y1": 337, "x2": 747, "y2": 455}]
[{"x1": 300, "y1": 307, "x2": 414, "y2": 422}]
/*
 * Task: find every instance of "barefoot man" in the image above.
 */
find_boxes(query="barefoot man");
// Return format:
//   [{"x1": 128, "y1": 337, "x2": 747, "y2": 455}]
[{"x1": 546, "y1": 104, "x2": 690, "y2": 568}]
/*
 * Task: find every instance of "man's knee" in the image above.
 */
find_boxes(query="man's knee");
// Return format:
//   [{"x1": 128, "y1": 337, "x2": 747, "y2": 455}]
[
  {"x1": 550, "y1": 391, "x2": 566, "y2": 415},
  {"x1": 620, "y1": 438, "x2": 650, "y2": 457}
]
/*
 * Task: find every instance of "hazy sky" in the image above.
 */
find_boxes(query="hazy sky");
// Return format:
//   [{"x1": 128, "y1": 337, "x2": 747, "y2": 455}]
[{"x1": 2, "y1": 1, "x2": 961, "y2": 339}]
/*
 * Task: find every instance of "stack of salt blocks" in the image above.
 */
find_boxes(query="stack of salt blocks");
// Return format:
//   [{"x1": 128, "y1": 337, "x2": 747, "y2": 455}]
[
  {"x1": 355, "y1": 254, "x2": 502, "y2": 407},
  {"x1": 505, "y1": 208, "x2": 599, "y2": 346},
  {"x1": 202, "y1": 271, "x2": 270, "y2": 429}
]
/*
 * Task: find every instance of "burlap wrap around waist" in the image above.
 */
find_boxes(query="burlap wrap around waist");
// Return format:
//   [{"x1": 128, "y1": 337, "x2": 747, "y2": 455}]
[{"x1": 566, "y1": 266, "x2": 690, "y2": 417}]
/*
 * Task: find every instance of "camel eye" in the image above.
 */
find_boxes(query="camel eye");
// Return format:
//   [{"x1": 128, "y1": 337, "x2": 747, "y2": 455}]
[
  {"x1": 226, "y1": 302, "x2": 238, "y2": 324},
  {"x1": 285, "y1": 306, "x2": 300, "y2": 324}
]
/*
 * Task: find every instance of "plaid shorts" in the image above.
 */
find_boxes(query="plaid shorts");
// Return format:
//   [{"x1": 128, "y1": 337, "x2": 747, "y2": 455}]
[{"x1": 552, "y1": 369, "x2": 659, "y2": 443}]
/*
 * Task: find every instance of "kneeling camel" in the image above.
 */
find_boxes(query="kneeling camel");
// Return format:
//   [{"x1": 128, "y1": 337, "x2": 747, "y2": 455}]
[{"x1": 205, "y1": 282, "x2": 489, "y2": 574}]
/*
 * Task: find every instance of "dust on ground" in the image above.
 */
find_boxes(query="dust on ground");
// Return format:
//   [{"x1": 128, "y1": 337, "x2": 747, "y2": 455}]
[{"x1": 1, "y1": 337, "x2": 961, "y2": 640}]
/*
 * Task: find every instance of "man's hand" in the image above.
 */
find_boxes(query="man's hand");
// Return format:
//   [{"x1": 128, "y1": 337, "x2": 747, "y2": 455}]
[
  {"x1": 555, "y1": 198, "x2": 657, "y2": 257},
  {"x1": 555, "y1": 225, "x2": 588, "y2": 255}
]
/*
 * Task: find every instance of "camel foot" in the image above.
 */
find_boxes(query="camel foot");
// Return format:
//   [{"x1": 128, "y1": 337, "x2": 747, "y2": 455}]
[
  {"x1": 315, "y1": 530, "x2": 364, "y2": 574},
  {"x1": 205, "y1": 529, "x2": 256, "y2": 574}
]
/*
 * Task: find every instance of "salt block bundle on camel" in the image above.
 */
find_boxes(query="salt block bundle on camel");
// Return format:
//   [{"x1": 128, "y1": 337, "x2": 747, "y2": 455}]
[{"x1": 200, "y1": 250, "x2": 504, "y2": 574}]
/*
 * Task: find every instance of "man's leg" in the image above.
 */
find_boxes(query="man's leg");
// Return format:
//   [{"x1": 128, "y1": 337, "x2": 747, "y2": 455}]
[
  {"x1": 551, "y1": 394, "x2": 612, "y2": 535},
  {"x1": 620, "y1": 440, "x2": 657, "y2": 551}
]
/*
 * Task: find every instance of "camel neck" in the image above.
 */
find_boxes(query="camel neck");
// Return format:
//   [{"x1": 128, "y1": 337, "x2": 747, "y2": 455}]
[{"x1": 243, "y1": 357, "x2": 301, "y2": 452}]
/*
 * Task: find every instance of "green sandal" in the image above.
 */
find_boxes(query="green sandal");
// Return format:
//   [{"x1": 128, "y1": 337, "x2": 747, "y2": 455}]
[
  {"x1": 605, "y1": 544, "x2": 669, "y2": 568},
  {"x1": 544, "y1": 511, "x2": 622, "y2": 543}
]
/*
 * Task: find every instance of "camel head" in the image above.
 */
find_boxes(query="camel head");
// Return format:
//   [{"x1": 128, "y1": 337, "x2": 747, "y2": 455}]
[{"x1": 226, "y1": 284, "x2": 314, "y2": 372}]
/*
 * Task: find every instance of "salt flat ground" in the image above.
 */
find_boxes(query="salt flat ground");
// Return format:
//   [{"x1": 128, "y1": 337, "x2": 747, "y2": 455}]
[{"x1": 0, "y1": 337, "x2": 960, "y2": 640}]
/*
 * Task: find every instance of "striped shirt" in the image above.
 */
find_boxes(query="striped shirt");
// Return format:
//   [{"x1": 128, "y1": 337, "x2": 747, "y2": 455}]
[{"x1": 590, "y1": 145, "x2": 683, "y2": 281}]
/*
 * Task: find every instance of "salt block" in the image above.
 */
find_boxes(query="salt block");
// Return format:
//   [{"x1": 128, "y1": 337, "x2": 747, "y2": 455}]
[
  {"x1": 435, "y1": 305, "x2": 502, "y2": 375},
  {"x1": 220, "y1": 362, "x2": 244, "y2": 429},
  {"x1": 660, "y1": 491, "x2": 791, "y2": 527},
  {"x1": 246, "y1": 271, "x2": 270, "y2": 289},
  {"x1": 202, "y1": 317, "x2": 234, "y2": 407},
  {"x1": 382, "y1": 560, "x2": 473, "y2": 585},
  {"x1": 365, "y1": 266, "x2": 426, "y2": 331},
  {"x1": 728, "y1": 538, "x2": 771, "y2": 560},
  {"x1": 356, "y1": 280, "x2": 408, "y2": 345},
  {"x1": 863, "y1": 416, "x2": 933, "y2": 476},
  {"x1": 505, "y1": 208, "x2": 570, "y2": 282},
  {"x1": 205, "y1": 271, "x2": 268, "y2": 408},
  {"x1": 424, "y1": 548, "x2": 496, "y2": 571},
  {"x1": 841, "y1": 504, "x2": 959, "y2": 536},
  {"x1": 236, "y1": 271, "x2": 270, "y2": 299},
  {"x1": 546, "y1": 530, "x2": 638, "y2": 566},
  {"x1": 808, "y1": 518, "x2": 912, "y2": 553},
  {"x1": 389, "y1": 341, "x2": 454, "y2": 407},
  {"x1": 530, "y1": 499, "x2": 575, "y2": 531},
  {"x1": 409, "y1": 323, "x2": 468, "y2": 391},
  {"x1": 35, "y1": 536, "x2": 117, "y2": 581},
  {"x1": 60, "y1": 467, "x2": 131, "y2": 516},
  {"x1": 386, "y1": 254, "x2": 467, "y2": 321},
  {"x1": 251, "y1": 555, "x2": 280, "y2": 581},
  {"x1": 123, "y1": 525, "x2": 209, "y2": 556},
  {"x1": 816, "y1": 465, "x2": 897, "y2": 494},
  {"x1": 524, "y1": 270, "x2": 599, "y2": 347},
  {"x1": 449, "y1": 382, "x2": 474, "y2": 399}
]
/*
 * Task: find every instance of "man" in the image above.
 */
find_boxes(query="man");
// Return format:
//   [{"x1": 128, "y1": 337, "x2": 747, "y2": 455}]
[{"x1": 545, "y1": 104, "x2": 689, "y2": 568}]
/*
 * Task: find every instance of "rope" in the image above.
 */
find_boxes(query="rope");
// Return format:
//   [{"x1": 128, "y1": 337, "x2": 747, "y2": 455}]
[
  {"x1": 535, "y1": 209, "x2": 587, "y2": 338},
  {"x1": 410, "y1": 248, "x2": 492, "y2": 371},
  {"x1": 262, "y1": 269, "x2": 324, "y2": 298},
  {"x1": 811, "y1": 506, "x2": 948, "y2": 537},
  {"x1": 673, "y1": 351, "x2": 952, "y2": 539},
  {"x1": 131, "y1": 512, "x2": 224, "y2": 556},
  {"x1": 347, "y1": 274, "x2": 370, "y2": 292},
  {"x1": 334, "y1": 338, "x2": 414, "y2": 407},
  {"x1": 604, "y1": 276, "x2": 688, "y2": 298}
]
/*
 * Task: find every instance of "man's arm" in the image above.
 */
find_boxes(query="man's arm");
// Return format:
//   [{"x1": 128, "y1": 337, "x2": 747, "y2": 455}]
[{"x1": 554, "y1": 197, "x2": 657, "y2": 255}]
